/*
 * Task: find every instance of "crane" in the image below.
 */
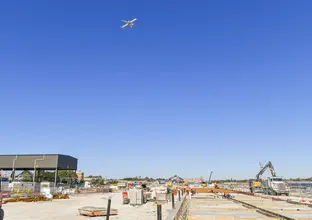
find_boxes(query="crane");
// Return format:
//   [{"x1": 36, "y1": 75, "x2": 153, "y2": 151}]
[{"x1": 208, "y1": 171, "x2": 213, "y2": 184}]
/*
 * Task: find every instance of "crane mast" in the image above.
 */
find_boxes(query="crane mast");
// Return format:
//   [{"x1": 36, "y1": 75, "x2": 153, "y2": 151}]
[{"x1": 208, "y1": 171, "x2": 213, "y2": 184}]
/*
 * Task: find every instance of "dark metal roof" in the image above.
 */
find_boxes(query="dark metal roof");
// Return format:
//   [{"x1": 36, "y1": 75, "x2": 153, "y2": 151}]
[{"x1": 0, "y1": 154, "x2": 78, "y2": 170}]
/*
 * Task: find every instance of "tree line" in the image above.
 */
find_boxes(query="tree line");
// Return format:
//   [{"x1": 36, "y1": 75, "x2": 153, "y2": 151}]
[{"x1": 17, "y1": 170, "x2": 80, "y2": 185}]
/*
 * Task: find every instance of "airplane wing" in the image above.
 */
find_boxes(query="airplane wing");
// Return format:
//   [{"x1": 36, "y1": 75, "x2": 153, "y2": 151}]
[
  {"x1": 121, "y1": 20, "x2": 128, "y2": 23},
  {"x1": 121, "y1": 23, "x2": 128, "y2": 29}
]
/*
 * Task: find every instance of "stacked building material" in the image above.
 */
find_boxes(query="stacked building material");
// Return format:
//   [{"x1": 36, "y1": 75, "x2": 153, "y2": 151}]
[
  {"x1": 4, "y1": 195, "x2": 52, "y2": 203},
  {"x1": 52, "y1": 193, "x2": 69, "y2": 199},
  {"x1": 129, "y1": 189, "x2": 143, "y2": 205}
]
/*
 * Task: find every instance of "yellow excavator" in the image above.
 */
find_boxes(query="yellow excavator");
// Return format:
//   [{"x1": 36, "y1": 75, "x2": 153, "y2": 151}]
[
  {"x1": 252, "y1": 161, "x2": 276, "y2": 192},
  {"x1": 253, "y1": 181, "x2": 261, "y2": 187}
]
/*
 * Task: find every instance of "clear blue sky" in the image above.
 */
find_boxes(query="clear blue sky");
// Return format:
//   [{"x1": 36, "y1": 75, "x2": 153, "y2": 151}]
[{"x1": 1, "y1": 0, "x2": 311, "y2": 180}]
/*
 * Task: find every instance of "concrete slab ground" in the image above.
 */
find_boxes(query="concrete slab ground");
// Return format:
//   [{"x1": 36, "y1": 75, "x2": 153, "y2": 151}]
[
  {"x1": 189, "y1": 194, "x2": 276, "y2": 219},
  {"x1": 2, "y1": 192, "x2": 178, "y2": 220},
  {"x1": 234, "y1": 194, "x2": 312, "y2": 219},
  {"x1": 189, "y1": 193, "x2": 312, "y2": 220}
]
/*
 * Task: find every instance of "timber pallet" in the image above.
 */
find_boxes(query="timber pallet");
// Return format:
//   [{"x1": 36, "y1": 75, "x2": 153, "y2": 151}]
[{"x1": 78, "y1": 206, "x2": 118, "y2": 217}]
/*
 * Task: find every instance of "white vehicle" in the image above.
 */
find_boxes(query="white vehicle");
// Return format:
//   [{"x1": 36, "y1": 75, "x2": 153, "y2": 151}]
[
  {"x1": 262, "y1": 177, "x2": 290, "y2": 196},
  {"x1": 121, "y1": 18, "x2": 137, "y2": 29}
]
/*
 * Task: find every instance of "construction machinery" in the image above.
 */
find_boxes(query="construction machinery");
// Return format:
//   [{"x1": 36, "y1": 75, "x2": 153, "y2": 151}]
[
  {"x1": 262, "y1": 177, "x2": 290, "y2": 196},
  {"x1": 254, "y1": 161, "x2": 290, "y2": 196},
  {"x1": 252, "y1": 162, "x2": 275, "y2": 192},
  {"x1": 168, "y1": 175, "x2": 184, "y2": 184}
]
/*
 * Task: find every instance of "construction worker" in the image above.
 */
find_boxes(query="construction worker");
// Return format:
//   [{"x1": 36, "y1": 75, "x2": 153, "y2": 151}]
[
  {"x1": 223, "y1": 192, "x2": 226, "y2": 199},
  {"x1": 227, "y1": 193, "x2": 232, "y2": 199},
  {"x1": 186, "y1": 186, "x2": 191, "y2": 193},
  {"x1": 249, "y1": 180, "x2": 254, "y2": 194},
  {"x1": 173, "y1": 187, "x2": 177, "y2": 196},
  {"x1": 191, "y1": 188, "x2": 195, "y2": 196},
  {"x1": 167, "y1": 186, "x2": 171, "y2": 201}
]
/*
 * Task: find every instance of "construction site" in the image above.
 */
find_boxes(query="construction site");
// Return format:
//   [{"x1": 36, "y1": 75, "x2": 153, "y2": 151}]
[
  {"x1": 1, "y1": 0, "x2": 310, "y2": 219},
  {"x1": 0, "y1": 155, "x2": 312, "y2": 220}
]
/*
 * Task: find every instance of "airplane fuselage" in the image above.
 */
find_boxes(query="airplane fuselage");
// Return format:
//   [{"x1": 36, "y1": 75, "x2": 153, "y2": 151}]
[{"x1": 121, "y1": 18, "x2": 137, "y2": 29}]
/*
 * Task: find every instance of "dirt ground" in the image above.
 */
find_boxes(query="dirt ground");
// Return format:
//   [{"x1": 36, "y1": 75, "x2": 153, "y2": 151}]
[{"x1": 2, "y1": 192, "x2": 176, "y2": 220}]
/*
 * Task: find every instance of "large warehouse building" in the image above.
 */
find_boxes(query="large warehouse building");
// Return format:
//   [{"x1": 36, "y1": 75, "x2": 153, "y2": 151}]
[{"x1": 0, "y1": 154, "x2": 78, "y2": 186}]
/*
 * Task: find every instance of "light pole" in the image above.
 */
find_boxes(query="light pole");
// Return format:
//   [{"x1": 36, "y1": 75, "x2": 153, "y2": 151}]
[
  {"x1": 33, "y1": 155, "x2": 45, "y2": 193},
  {"x1": 12, "y1": 155, "x2": 18, "y2": 182}
]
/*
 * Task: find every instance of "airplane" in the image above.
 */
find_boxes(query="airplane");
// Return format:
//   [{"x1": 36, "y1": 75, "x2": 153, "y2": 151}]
[{"x1": 121, "y1": 18, "x2": 137, "y2": 29}]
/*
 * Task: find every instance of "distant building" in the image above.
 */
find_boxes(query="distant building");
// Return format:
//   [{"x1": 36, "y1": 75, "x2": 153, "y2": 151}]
[
  {"x1": 157, "y1": 178, "x2": 166, "y2": 184},
  {"x1": 83, "y1": 177, "x2": 92, "y2": 182},
  {"x1": 84, "y1": 176, "x2": 102, "y2": 183},
  {"x1": 183, "y1": 178, "x2": 204, "y2": 183},
  {"x1": 76, "y1": 170, "x2": 84, "y2": 181}
]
